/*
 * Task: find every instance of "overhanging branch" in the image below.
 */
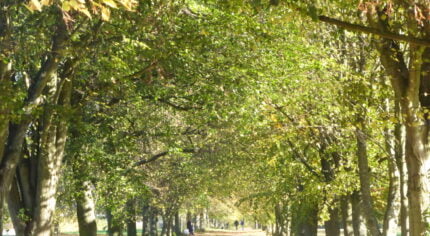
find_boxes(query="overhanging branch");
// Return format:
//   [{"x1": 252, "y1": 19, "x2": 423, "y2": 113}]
[
  {"x1": 286, "y1": 140, "x2": 323, "y2": 179},
  {"x1": 142, "y1": 95, "x2": 202, "y2": 111},
  {"x1": 318, "y1": 15, "x2": 430, "y2": 47}
]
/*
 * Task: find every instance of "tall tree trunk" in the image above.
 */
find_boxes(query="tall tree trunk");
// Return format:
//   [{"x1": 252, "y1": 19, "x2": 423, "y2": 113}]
[
  {"x1": 355, "y1": 127, "x2": 381, "y2": 236},
  {"x1": 275, "y1": 203, "x2": 289, "y2": 236},
  {"x1": 0, "y1": 0, "x2": 13, "y2": 177},
  {"x1": 7, "y1": 179, "x2": 26, "y2": 235},
  {"x1": 351, "y1": 191, "x2": 366, "y2": 236},
  {"x1": 398, "y1": 155, "x2": 409, "y2": 236},
  {"x1": 149, "y1": 207, "x2": 157, "y2": 236},
  {"x1": 275, "y1": 204, "x2": 281, "y2": 236},
  {"x1": 382, "y1": 155, "x2": 401, "y2": 236},
  {"x1": 8, "y1": 152, "x2": 37, "y2": 236},
  {"x1": 199, "y1": 212, "x2": 203, "y2": 230},
  {"x1": 142, "y1": 204, "x2": 149, "y2": 236},
  {"x1": 0, "y1": 10, "x2": 68, "y2": 234},
  {"x1": 341, "y1": 196, "x2": 353, "y2": 236},
  {"x1": 76, "y1": 180, "x2": 97, "y2": 236},
  {"x1": 174, "y1": 211, "x2": 181, "y2": 236},
  {"x1": 127, "y1": 219, "x2": 137, "y2": 236},
  {"x1": 0, "y1": 112, "x2": 9, "y2": 165},
  {"x1": 392, "y1": 104, "x2": 408, "y2": 236},
  {"x1": 382, "y1": 100, "x2": 401, "y2": 236},
  {"x1": 0, "y1": 120, "x2": 8, "y2": 236},
  {"x1": 167, "y1": 216, "x2": 173, "y2": 236},
  {"x1": 290, "y1": 202, "x2": 318, "y2": 236},
  {"x1": 31, "y1": 115, "x2": 62, "y2": 235},
  {"x1": 6, "y1": 76, "x2": 72, "y2": 236},
  {"x1": 160, "y1": 214, "x2": 167, "y2": 236},
  {"x1": 107, "y1": 209, "x2": 123, "y2": 236},
  {"x1": 367, "y1": 13, "x2": 430, "y2": 233},
  {"x1": 405, "y1": 124, "x2": 430, "y2": 236},
  {"x1": 324, "y1": 206, "x2": 340, "y2": 236},
  {"x1": 203, "y1": 209, "x2": 209, "y2": 229},
  {"x1": 403, "y1": 47, "x2": 430, "y2": 236},
  {"x1": 30, "y1": 77, "x2": 72, "y2": 236},
  {"x1": 126, "y1": 199, "x2": 137, "y2": 236}
]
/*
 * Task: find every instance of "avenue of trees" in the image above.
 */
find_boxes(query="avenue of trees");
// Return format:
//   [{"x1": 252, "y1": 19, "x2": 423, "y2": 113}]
[{"x1": 1, "y1": 0, "x2": 430, "y2": 236}]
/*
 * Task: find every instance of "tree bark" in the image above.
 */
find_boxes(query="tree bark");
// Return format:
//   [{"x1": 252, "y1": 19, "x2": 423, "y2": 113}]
[
  {"x1": 5, "y1": 76, "x2": 72, "y2": 236},
  {"x1": 174, "y1": 211, "x2": 181, "y2": 236},
  {"x1": 367, "y1": 11, "x2": 430, "y2": 234},
  {"x1": 355, "y1": 127, "x2": 381, "y2": 236},
  {"x1": 0, "y1": 9, "x2": 68, "y2": 234},
  {"x1": 390, "y1": 102, "x2": 409, "y2": 236},
  {"x1": 290, "y1": 202, "x2": 318, "y2": 236},
  {"x1": 149, "y1": 207, "x2": 158, "y2": 236},
  {"x1": 0, "y1": 5, "x2": 13, "y2": 208},
  {"x1": 324, "y1": 206, "x2": 340, "y2": 236},
  {"x1": 275, "y1": 204, "x2": 281, "y2": 236},
  {"x1": 107, "y1": 209, "x2": 123, "y2": 236},
  {"x1": 351, "y1": 191, "x2": 366, "y2": 236},
  {"x1": 30, "y1": 77, "x2": 71, "y2": 236},
  {"x1": 405, "y1": 125, "x2": 430, "y2": 235},
  {"x1": 160, "y1": 214, "x2": 167, "y2": 236},
  {"x1": 76, "y1": 180, "x2": 97, "y2": 236},
  {"x1": 403, "y1": 47, "x2": 430, "y2": 236},
  {"x1": 275, "y1": 203, "x2": 289, "y2": 236},
  {"x1": 142, "y1": 204, "x2": 149, "y2": 236},
  {"x1": 127, "y1": 219, "x2": 137, "y2": 236},
  {"x1": 7, "y1": 178, "x2": 26, "y2": 235},
  {"x1": 127, "y1": 199, "x2": 137, "y2": 236},
  {"x1": 167, "y1": 216, "x2": 172, "y2": 236},
  {"x1": 0, "y1": 120, "x2": 8, "y2": 171},
  {"x1": 0, "y1": 120, "x2": 8, "y2": 236},
  {"x1": 382, "y1": 119, "x2": 401, "y2": 236},
  {"x1": 341, "y1": 196, "x2": 353, "y2": 236}
]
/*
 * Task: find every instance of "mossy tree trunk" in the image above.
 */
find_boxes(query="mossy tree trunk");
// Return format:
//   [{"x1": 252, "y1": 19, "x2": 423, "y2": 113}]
[{"x1": 76, "y1": 180, "x2": 97, "y2": 236}]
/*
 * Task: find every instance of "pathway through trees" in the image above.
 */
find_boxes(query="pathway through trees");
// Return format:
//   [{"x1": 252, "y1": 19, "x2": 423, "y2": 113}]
[
  {"x1": 196, "y1": 230, "x2": 266, "y2": 236},
  {"x1": 196, "y1": 229, "x2": 326, "y2": 236}
]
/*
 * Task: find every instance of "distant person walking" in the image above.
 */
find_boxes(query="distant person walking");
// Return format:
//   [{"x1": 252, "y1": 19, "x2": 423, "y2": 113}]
[
  {"x1": 240, "y1": 220, "x2": 244, "y2": 230},
  {"x1": 187, "y1": 220, "x2": 195, "y2": 236},
  {"x1": 234, "y1": 220, "x2": 239, "y2": 230}
]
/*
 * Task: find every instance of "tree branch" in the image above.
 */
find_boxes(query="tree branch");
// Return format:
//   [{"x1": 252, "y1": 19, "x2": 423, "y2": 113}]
[
  {"x1": 142, "y1": 95, "x2": 202, "y2": 111},
  {"x1": 286, "y1": 139, "x2": 323, "y2": 179},
  {"x1": 318, "y1": 15, "x2": 430, "y2": 47},
  {"x1": 133, "y1": 148, "x2": 195, "y2": 166}
]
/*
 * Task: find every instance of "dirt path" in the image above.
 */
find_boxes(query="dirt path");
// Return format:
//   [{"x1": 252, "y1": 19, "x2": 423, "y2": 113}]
[
  {"x1": 196, "y1": 229, "x2": 327, "y2": 236},
  {"x1": 196, "y1": 230, "x2": 266, "y2": 236}
]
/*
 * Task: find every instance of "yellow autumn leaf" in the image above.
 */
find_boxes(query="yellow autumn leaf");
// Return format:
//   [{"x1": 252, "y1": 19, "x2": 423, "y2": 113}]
[
  {"x1": 101, "y1": 7, "x2": 111, "y2": 21},
  {"x1": 68, "y1": 0, "x2": 83, "y2": 10},
  {"x1": 117, "y1": 0, "x2": 136, "y2": 11},
  {"x1": 62, "y1": 2, "x2": 71, "y2": 11},
  {"x1": 90, "y1": 1, "x2": 102, "y2": 9},
  {"x1": 79, "y1": 8, "x2": 93, "y2": 18},
  {"x1": 40, "y1": 0, "x2": 51, "y2": 5},
  {"x1": 27, "y1": 0, "x2": 42, "y2": 11},
  {"x1": 102, "y1": 0, "x2": 118, "y2": 8}
]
